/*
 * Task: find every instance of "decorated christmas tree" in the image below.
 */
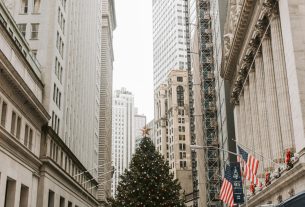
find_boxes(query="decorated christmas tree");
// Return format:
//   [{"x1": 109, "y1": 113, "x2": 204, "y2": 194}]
[{"x1": 110, "y1": 130, "x2": 186, "y2": 207}]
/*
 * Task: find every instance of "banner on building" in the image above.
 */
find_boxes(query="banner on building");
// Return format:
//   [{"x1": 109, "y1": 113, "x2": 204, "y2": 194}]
[{"x1": 230, "y1": 162, "x2": 244, "y2": 204}]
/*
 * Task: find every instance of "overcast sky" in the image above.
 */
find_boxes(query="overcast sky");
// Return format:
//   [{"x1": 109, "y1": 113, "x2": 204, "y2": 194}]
[{"x1": 113, "y1": 0, "x2": 154, "y2": 121}]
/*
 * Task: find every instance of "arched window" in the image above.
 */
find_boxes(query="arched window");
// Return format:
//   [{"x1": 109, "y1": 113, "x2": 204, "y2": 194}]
[{"x1": 177, "y1": 86, "x2": 184, "y2": 107}]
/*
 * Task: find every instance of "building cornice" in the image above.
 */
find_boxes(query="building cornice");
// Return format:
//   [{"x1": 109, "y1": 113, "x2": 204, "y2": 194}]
[
  {"x1": 221, "y1": 0, "x2": 256, "y2": 80},
  {"x1": 0, "y1": 52, "x2": 50, "y2": 122},
  {"x1": 222, "y1": 0, "x2": 278, "y2": 105}
]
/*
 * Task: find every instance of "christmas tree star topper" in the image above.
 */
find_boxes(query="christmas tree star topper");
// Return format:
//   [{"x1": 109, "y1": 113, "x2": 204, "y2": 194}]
[{"x1": 140, "y1": 126, "x2": 151, "y2": 137}]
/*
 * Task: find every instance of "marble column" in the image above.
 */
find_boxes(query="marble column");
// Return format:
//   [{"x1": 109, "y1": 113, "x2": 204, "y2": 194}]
[
  {"x1": 234, "y1": 105, "x2": 241, "y2": 142},
  {"x1": 249, "y1": 69, "x2": 263, "y2": 173},
  {"x1": 262, "y1": 31, "x2": 283, "y2": 162},
  {"x1": 244, "y1": 83, "x2": 254, "y2": 152},
  {"x1": 255, "y1": 50, "x2": 272, "y2": 170},
  {"x1": 270, "y1": 11, "x2": 295, "y2": 151},
  {"x1": 239, "y1": 94, "x2": 246, "y2": 146}
]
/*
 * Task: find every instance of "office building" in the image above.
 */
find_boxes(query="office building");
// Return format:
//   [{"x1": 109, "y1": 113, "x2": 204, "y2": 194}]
[
  {"x1": 111, "y1": 88, "x2": 134, "y2": 196},
  {"x1": 4, "y1": 0, "x2": 102, "y2": 178},
  {"x1": 222, "y1": 0, "x2": 305, "y2": 206},
  {"x1": 152, "y1": 0, "x2": 189, "y2": 90},
  {"x1": 0, "y1": 2, "x2": 99, "y2": 206},
  {"x1": 98, "y1": 0, "x2": 116, "y2": 203},
  {"x1": 155, "y1": 70, "x2": 193, "y2": 199}
]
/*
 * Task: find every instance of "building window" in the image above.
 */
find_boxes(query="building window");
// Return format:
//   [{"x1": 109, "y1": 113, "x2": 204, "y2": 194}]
[
  {"x1": 179, "y1": 143, "x2": 186, "y2": 151},
  {"x1": 5, "y1": 177, "x2": 16, "y2": 207},
  {"x1": 31, "y1": 24, "x2": 39, "y2": 39},
  {"x1": 29, "y1": 128, "x2": 33, "y2": 150},
  {"x1": 16, "y1": 116, "x2": 21, "y2": 139},
  {"x1": 33, "y1": 0, "x2": 41, "y2": 13},
  {"x1": 32, "y1": 49, "x2": 37, "y2": 58},
  {"x1": 59, "y1": 197, "x2": 65, "y2": 207},
  {"x1": 20, "y1": 0, "x2": 28, "y2": 14},
  {"x1": 19, "y1": 184, "x2": 29, "y2": 207},
  {"x1": 180, "y1": 161, "x2": 186, "y2": 168},
  {"x1": 10, "y1": 111, "x2": 17, "y2": 135},
  {"x1": 177, "y1": 77, "x2": 183, "y2": 82},
  {"x1": 1, "y1": 101, "x2": 7, "y2": 127},
  {"x1": 18, "y1": 24, "x2": 26, "y2": 37},
  {"x1": 48, "y1": 190, "x2": 55, "y2": 207},
  {"x1": 24, "y1": 125, "x2": 29, "y2": 146},
  {"x1": 177, "y1": 86, "x2": 184, "y2": 107},
  {"x1": 179, "y1": 135, "x2": 185, "y2": 141}
]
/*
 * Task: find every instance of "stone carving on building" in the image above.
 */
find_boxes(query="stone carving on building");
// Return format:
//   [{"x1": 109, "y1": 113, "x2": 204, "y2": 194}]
[{"x1": 223, "y1": 0, "x2": 244, "y2": 66}]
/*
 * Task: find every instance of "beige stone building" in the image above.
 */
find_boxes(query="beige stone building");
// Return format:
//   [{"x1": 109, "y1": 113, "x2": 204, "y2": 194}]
[
  {"x1": 155, "y1": 70, "x2": 193, "y2": 200},
  {"x1": 0, "y1": 2, "x2": 99, "y2": 206},
  {"x1": 222, "y1": 0, "x2": 305, "y2": 205}
]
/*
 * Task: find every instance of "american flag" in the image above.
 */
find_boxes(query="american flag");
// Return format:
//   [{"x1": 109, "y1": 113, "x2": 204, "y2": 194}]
[
  {"x1": 220, "y1": 165, "x2": 234, "y2": 207},
  {"x1": 238, "y1": 146, "x2": 262, "y2": 187}
]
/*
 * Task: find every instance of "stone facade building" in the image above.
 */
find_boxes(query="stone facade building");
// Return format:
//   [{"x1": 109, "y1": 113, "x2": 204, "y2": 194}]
[
  {"x1": 98, "y1": 0, "x2": 116, "y2": 203},
  {"x1": 0, "y1": 2, "x2": 99, "y2": 206},
  {"x1": 155, "y1": 70, "x2": 193, "y2": 202},
  {"x1": 222, "y1": 0, "x2": 305, "y2": 206}
]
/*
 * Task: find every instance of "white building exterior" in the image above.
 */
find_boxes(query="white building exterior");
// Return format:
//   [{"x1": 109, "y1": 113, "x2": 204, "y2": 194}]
[
  {"x1": 152, "y1": 0, "x2": 189, "y2": 90},
  {"x1": 4, "y1": 0, "x2": 102, "y2": 177},
  {"x1": 111, "y1": 88, "x2": 134, "y2": 196},
  {"x1": 0, "y1": 1, "x2": 99, "y2": 206}
]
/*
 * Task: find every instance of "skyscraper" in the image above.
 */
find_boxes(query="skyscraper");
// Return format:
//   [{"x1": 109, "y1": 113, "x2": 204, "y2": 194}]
[
  {"x1": 154, "y1": 70, "x2": 193, "y2": 199},
  {"x1": 111, "y1": 88, "x2": 134, "y2": 196},
  {"x1": 98, "y1": 0, "x2": 116, "y2": 202},
  {"x1": 0, "y1": 1, "x2": 100, "y2": 205},
  {"x1": 152, "y1": 0, "x2": 189, "y2": 90},
  {"x1": 4, "y1": 0, "x2": 102, "y2": 178}
]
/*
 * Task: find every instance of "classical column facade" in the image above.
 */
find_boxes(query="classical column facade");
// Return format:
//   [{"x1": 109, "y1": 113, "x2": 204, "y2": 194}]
[
  {"x1": 262, "y1": 31, "x2": 283, "y2": 161},
  {"x1": 269, "y1": 10, "x2": 295, "y2": 152},
  {"x1": 244, "y1": 83, "x2": 254, "y2": 151},
  {"x1": 239, "y1": 94, "x2": 246, "y2": 146},
  {"x1": 249, "y1": 69, "x2": 263, "y2": 170},
  {"x1": 255, "y1": 50, "x2": 272, "y2": 170}
]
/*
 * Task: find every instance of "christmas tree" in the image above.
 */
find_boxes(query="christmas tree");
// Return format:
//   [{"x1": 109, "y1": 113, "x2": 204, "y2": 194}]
[{"x1": 110, "y1": 135, "x2": 186, "y2": 207}]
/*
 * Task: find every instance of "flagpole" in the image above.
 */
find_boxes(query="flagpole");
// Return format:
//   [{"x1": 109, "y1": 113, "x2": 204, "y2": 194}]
[{"x1": 233, "y1": 139, "x2": 282, "y2": 168}]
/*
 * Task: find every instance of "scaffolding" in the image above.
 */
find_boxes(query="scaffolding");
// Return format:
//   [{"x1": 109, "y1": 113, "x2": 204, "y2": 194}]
[{"x1": 198, "y1": 0, "x2": 222, "y2": 206}]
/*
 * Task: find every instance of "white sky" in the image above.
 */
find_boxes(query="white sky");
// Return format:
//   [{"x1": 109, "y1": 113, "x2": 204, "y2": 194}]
[{"x1": 113, "y1": 0, "x2": 154, "y2": 121}]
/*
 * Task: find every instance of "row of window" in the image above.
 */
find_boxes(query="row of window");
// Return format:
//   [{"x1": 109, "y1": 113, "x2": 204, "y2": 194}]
[
  {"x1": 55, "y1": 57, "x2": 63, "y2": 83},
  {"x1": 17, "y1": 23, "x2": 39, "y2": 39},
  {"x1": 2, "y1": 176, "x2": 29, "y2": 207},
  {"x1": 51, "y1": 111, "x2": 60, "y2": 134},
  {"x1": 20, "y1": 0, "x2": 41, "y2": 14},
  {"x1": 58, "y1": 7, "x2": 66, "y2": 34},
  {"x1": 1, "y1": 97, "x2": 34, "y2": 151},
  {"x1": 48, "y1": 190, "x2": 79, "y2": 207},
  {"x1": 49, "y1": 139, "x2": 95, "y2": 190},
  {"x1": 53, "y1": 84, "x2": 62, "y2": 109},
  {"x1": 56, "y1": 32, "x2": 64, "y2": 57}
]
